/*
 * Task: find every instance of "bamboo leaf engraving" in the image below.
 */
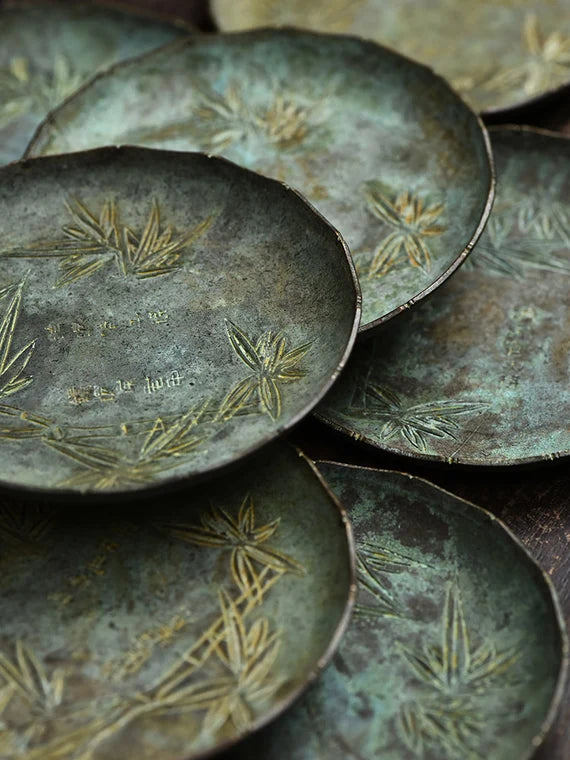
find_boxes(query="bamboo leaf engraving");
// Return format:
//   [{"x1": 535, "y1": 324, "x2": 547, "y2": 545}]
[
  {"x1": 482, "y1": 14, "x2": 570, "y2": 97},
  {"x1": 0, "y1": 54, "x2": 82, "y2": 128},
  {"x1": 361, "y1": 182, "x2": 446, "y2": 279},
  {"x1": 2, "y1": 197, "x2": 214, "y2": 287},
  {"x1": 220, "y1": 320, "x2": 312, "y2": 421},
  {"x1": 0, "y1": 504, "x2": 55, "y2": 555},
  {"x1": 160, "y1": 493, "x2": 305, "y2": 600},
  {"x1": 0, "y1": 277, "x2": 36, "y2": 399},
  {"x1": 126, "y1": 78, "x2": 322, "y2": 153},
  {"x1": 465, "y1": 210, "x2": 570, "y2": 278},
  {"x1": 343, "y1": 382, "x2": 489, "y2": 453},
  {"x1": 355, "y1": 540, "x2": 430, "y2": 620},
  {"x1": 0, "y1": 641, "x2": 65, "y2": 716},
  {"x1": 397, "y1": 582, "x2": 521, "y2": 759}
]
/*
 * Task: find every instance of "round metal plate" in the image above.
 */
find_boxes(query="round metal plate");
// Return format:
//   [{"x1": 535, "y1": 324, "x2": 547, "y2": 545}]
[
  {"x1": 0, "y1": 0, "x2": 187, "y2": 165},
  {"x1": 0, "y1": 446, "x2": 355, "y2": 760},
  {"x1": 318, "y1": 128, "x2": 570, "y2": 466},
  {"x1": 0, "y1": 147, "x2": 359, "y2": 496},
  {"x1": 225, "y1": 462, "x2": 568, "y2": 760},
  {"x1": 211, "y1": 0, "x2": 570, "y2": 115},
  {"x1": 25, "y1": 29, "x2": 494, "y2": 333}
]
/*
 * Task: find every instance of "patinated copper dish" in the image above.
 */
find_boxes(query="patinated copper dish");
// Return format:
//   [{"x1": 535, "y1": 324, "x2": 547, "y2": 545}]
[
  {"x1": 0, "y1": 0, "x2": 188, "y2": 165},
  {"x1": 26, "y1": 29, "x2": 494, "y2": 332},
  {"x1": 0, "y1": 147, "x2": 359, "y2": 496},
  {"x1": 318, "y1": 127, "x2": 570, "y2": 466},
  {"x1": 225, "y1": 462, "x2": 568, "y2": 760},
  {"x1": 212, "y1": 0, "x2": 570, "y2": 115},
  {"x1": 0, "y1": 446, "x2": 355, "y2": 759}
]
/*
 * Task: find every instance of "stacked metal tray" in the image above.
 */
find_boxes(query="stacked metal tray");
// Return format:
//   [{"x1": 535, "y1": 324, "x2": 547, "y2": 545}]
[{"x1": 0, "y1": 1, "x2": 568, "y2": 759}]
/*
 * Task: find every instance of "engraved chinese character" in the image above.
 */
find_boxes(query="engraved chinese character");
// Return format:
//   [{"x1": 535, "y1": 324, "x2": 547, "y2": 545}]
[
  {"x1": 45, "y1": 323, "x2": 63, "y2": 341},
  {"x1": 67, "y1": 386, "x2": 94, "y2": 405},
  {"x1": 145, "y1": 375, "x2": 164, "y2": 393},
  {"x1": 128, "y1": 312, "x2": 143, "y2": 327},
  {"x1": 71, "y1": 319, "x2": 91, "y2": 337},
  {"x1": 148, "y1": 310, "x2": 169, "y2": 324},
  {"x1": 166, "y1": 369, "x2": 184, "y2": 387},
  {"x1": 116, "y1": 379, "x2": 135, "y2": 393},
  {"x1": 94, "y1": 385, "x2": 116, "y2": 402},
  {"x1": 98, "y1": 320, "x2": 118, "y2": 336}
]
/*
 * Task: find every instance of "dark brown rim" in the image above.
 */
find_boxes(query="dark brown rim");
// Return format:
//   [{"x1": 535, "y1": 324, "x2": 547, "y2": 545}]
[
  {"x1": 317, "y1": 124, "x2": 570, "y2": 468},
  {"x1": 23, "y1": 26, "x2": 495, "y2": 335},
  {"x1": 184, "y1": 447, "x2": 358, "y2": 760},
  {"x1": 0, "y1": 145, "x2": 361, "y2": 503},
  {"x1": 2, "y1": 0, "x2": 197, "y2": 32},
  {"x1": 315, "y1": 458, "x2": 569, "y2": 760}
]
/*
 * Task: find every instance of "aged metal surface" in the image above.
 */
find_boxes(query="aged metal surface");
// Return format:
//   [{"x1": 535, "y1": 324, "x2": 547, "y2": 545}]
[
  {"x1": 0, "y1": 0, "x2": 187, "y2": 165},
  {"x1": 318, "y1": 127, "x2": 570, "y2": 465},
  {"x1": 25, "y1": 29, "x2": 493, "y2": 332},
  {"x1": 223, "y1": 461, "x2": 567, "y2": 760},
  {"x1": 0, "y1": 445, "x2": 355, "y2": 759},
  {"x1": 212, "y1": 0, "x2": 570, "y2": 115},
  {"x1": 0, "y1": 147, "x2": 359, "y2": 495}
]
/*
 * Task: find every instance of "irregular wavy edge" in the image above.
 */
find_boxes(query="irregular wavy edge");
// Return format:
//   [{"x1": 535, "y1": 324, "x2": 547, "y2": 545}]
[
  {"x1": 315, "y1": 459, "x2": 569, "y2": 760},
  {"x1": 22, "y1": 26, "x2": 494, "y2": 333}
]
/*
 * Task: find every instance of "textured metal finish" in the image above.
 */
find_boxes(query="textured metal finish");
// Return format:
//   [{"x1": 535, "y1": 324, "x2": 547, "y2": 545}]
[
  {"x1": 212, "y1": 0, "x2": 570, "y2": 115},
  {"x1": 0, "y1": 147, "x2": 360, "y2": 495},
  {"x1": 25, "y1": 29, "x2": 494, "y2": 333},
  {"x1": 224, "y1": 462, "x2": 568, "y2": 760},
  {"x1": 318, "y1": 127, "x2": 570, "y2": 465},
  {"x1": 0, "y1": 0, "x2": 187, "y2": 165},
  {"x1": 0, "y1": 445, "x2": 356, "y2": 760}
]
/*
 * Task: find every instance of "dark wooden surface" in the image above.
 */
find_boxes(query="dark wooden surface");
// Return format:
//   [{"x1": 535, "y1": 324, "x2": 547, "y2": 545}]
[{"x1": 2, "y1": 0, "x2": 568, "y2": 757}]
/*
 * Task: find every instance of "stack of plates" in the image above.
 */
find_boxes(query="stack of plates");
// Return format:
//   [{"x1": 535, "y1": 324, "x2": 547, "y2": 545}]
[{"x1": 0, "y1": 2, "x2": 567, "y2": 759}]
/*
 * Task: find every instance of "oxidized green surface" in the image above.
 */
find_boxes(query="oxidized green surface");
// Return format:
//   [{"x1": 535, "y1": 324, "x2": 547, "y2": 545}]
[
  {"x1": 0, "y1": 0, "x2": 186, "y2": 165},
  {"x1": 0, "y1": 148, "x2": 359, "y2": 494},
  {"x1": 212, "y1": 0, "x2": 570, "y2": 114},
  {"x1": 0, "y1": 446, "x2": 355, "y2": 759},
  {"x1": 226, "y1": 462, "x2": 567, "y2": 760},
  {"x1": 319, "y1": 128, "x2": 570, "y2": 465},
  {"x1": 26, "y1": 29, "x2": 493, "y2": 332}
]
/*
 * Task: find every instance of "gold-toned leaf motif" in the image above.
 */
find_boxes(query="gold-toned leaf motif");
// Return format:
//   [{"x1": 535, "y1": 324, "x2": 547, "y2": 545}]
[
  {"x1": 482, "y1": 14, "x2": 570, "y2": 97},
  {"x1": 0, "y1": 488, "x2": 296, "y2": 758},
  {"x1": 355, "y1": 540, "x2": 431, "y2": 620},
  {"x1": 0, "y1": 54, "x2": 82, "y2": 128},
  {"x1": 127, "y1": 78, "x2": 319, "y2": 153},
  {"x1": 397, "y1": 582, "x2": 520, "y2": 759},
  {"x1": 220, "y1": 320, "x2": 312, "y2": 421},
  {"x1": 2, "y1": 197, "x2": 214, "y2": 287},
  {"x1": 161, "y1": 493, "x2": 305, "y2": 600},
  {"x1": 0, "y1": 276, "x2": 36, "y2": 399},
  {"x1": 343, "y1": 382, "x2": 488, "y2": 453},
  {"x1": 361, "y1": 182, "x2": 446, "y2": 279}
]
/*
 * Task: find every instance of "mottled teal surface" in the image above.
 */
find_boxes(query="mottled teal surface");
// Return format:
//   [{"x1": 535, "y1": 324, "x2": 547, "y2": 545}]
[
  {"x1": 319, "y1": 128, "x2": 570, "y2": 465},
  {"x1": 26, "y1": 29, "x2": 492, "y2": 331},
  {"x1": 0, "y1": 0, "x2": 185, "y2": 165},
  {"x1": 0, "y1": 446, "x2": 354, "y2": 759},
  {"x1": 225, "y1": 463, "x2": 566, "y2": 760}
]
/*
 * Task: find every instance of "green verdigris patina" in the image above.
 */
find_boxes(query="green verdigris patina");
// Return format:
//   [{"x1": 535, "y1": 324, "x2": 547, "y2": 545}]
[
  {"x1": 212, "y1": 0, "x2": 570, "y2": 115},
  {"x1": 0, "y1": 147, "x2": 359, "y2": 495},
  {"x1": 25, "y1": 29, "x2": 493, "y2": 332},
  {"x1": 0, "y1": 446, "x2": 355, "y2": 760},
  {"x1": 225, "y1": 462, "x2": 567, "y2": 760},
  {"x1": 0, "y1": 0, "x2": 187, "y2": 165},
  {"x1": 318, "y1": 127, "x2": 570, "y2": 465}
]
